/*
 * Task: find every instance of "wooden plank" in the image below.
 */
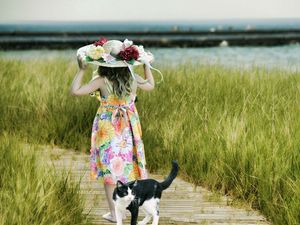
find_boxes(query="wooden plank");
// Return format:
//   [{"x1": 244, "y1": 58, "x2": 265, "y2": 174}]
[{"x1": 38, "y1": 146, "x2": 271, "y2": 225}]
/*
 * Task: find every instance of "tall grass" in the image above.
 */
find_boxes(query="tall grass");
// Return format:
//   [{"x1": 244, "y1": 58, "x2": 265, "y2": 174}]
[
  {"x1": 0, "y1": 132, "x2": 91, "y2": 225},
  {"x1": 0, "y1": 57, "x2": 299, "y2": 224},
  {"x1": 0, "y1": 58, "x2": 96, "y2": 150},
  {"x1": 138, "y1": 63, "x2": 300, "y2": 225}
]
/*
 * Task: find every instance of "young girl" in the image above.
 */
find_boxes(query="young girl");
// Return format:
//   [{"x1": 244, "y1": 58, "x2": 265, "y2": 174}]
[{"x1": 70, "y1": 52, "x2": 155, "y2": 222}]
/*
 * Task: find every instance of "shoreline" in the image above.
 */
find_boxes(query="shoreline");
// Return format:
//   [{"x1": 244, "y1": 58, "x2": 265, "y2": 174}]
[{"x1": 1, "y1": 30, "x2": 300, "y2": 49}]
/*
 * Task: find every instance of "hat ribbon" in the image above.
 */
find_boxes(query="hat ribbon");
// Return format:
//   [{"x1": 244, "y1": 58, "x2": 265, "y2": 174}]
[{"x1": 123, "y1": 59, "x2": 164, "y2": 84}]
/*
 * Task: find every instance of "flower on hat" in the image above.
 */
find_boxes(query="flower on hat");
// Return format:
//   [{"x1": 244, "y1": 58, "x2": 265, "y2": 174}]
[
  {"x1": 102, "y1": 52, "x2": 117, "y2": 64},
  {"x1": 123, "y1": 39, "x2": 133, "y2": 49},
  {"x1": 87, "y1": 45, "x2": 105, "y2": 60},
  {"x1": 79, "y1": 37, "x2": 163, "y2": 85},
  {"x1": 83, "y1": 37, "x2": 153, "y2": 65},
  {"x1": 136, "y1": 45, "x2": 145, "y2": 55},
  {"x1": 103, "y1": 40, "x2": 124, "y2": 55},
  {"x1": 118, "y1": 45, "x2": 139, "y2": 61},
  {"x1": 94, "y1": 37, "x2": 108, "y2": 46},
  {"x1": 136, "y1": 45, "x2": 147, "y2": 60},
  {"x1": 136, "y1": 45, "x2": 154, "y2": 63}
]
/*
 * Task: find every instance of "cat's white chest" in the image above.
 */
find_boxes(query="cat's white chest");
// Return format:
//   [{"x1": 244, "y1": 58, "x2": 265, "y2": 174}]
[{"x1": 114, "y1": 197, "x2": 132, "y2": 208}]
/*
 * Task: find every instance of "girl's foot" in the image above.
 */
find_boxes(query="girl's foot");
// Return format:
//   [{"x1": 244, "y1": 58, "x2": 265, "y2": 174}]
[
  {"x1": 102, "y1": 212, "x2": 127, "y2": 222},
  {"x1": 102, "y1": 212, "x2": 116, "y2": 222}
]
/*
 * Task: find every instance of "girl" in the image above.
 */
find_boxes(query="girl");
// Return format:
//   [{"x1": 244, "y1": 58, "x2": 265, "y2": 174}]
[{"x1": 70, "y1": 53, "x2": 155, "y2": 222}]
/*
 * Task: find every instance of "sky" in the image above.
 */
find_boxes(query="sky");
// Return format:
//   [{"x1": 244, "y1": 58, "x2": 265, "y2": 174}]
[{"x1": 0, "y1": 0, "x2": 299, "y2": 23}]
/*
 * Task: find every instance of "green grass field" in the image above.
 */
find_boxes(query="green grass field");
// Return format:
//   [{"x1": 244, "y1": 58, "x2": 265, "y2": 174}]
[
  {"x1": 0, "y1": 132, "x2": 91, "y2": 225},
  {"x1": 0, "y1": 57, "x2": 299, "y2": 225}
]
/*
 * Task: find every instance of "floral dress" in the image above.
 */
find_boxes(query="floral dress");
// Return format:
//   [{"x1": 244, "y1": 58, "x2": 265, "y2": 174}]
[{"x1": 89, "y1": 77, "x2": 148, "y2": 185}]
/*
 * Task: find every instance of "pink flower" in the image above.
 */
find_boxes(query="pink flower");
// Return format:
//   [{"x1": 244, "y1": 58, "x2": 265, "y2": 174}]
[
  {"x1": 119, "y1": 176, "x2": 127, "y2": 183},
  {"x1": 102, "y1": 52, "x2": 116, "y2": 63},
  {"x1": 110, "y1": 157, "x2": 125, "y2": 176},
  {"x1": 94, "y1": 37, "x2": 108, "y2": 46},
  {"x1": 104, "y1": 146, "x2": 115, "y2": 161},
  {"x1": 90, "y1": 163, "x2": 97, "y2": 172}
]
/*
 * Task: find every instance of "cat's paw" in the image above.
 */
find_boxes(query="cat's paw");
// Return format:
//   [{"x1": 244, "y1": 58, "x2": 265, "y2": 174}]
[{"x1": 137, "y1": 221, "x2": 147, "y2": 225}]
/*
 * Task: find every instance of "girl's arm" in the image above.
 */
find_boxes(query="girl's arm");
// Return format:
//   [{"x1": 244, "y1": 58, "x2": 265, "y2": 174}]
[
  {"x1": 135, "y1": 64, "x2": 155, "y2": 91},
  {"x1": 69, "y1": 55, "x2": 102, "y2": 96}
]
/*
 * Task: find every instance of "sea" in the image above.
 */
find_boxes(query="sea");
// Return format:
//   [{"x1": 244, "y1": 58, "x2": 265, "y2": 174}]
[
  {"x1": 0, "y1": 19, "x2": 300, "y2": 72},
  {"x1": 1, "y1": 18, "x2": 300, "y2": 32}
]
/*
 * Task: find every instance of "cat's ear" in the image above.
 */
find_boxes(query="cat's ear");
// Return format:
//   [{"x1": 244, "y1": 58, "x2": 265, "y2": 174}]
[
  {"x1": 117, "y1": 180, "x2": 123, "y2": 189},
  {"x1": 133, "y1": 180, "x2": 138, "y2": 187}
]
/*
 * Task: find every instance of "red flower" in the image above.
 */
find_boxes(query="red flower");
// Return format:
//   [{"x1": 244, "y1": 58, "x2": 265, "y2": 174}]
[
  {"x1": 94, "y1": 37, "x2": 108, "y2": 46},
  {"x1": 118, "y1": 46, "x2": 139, "y2": 61}
]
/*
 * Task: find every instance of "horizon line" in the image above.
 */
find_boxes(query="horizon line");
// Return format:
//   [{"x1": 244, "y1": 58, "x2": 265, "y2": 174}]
[{"x1": 1, "y1": 17, "x2": 300, "y2": 24}]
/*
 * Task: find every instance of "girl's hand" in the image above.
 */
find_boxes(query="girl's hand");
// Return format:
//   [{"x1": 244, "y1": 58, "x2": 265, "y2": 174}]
[{"x1": 77, "y1": 55, "x2": 88, "y2": 70}]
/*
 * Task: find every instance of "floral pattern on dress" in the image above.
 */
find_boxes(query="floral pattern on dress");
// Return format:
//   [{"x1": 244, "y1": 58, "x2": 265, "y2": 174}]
[{"x1": 90, "y1": 94, "x2": 148, "y2": 185}]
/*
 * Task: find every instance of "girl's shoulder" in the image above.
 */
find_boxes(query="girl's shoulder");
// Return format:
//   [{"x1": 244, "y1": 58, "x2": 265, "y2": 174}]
[
  {"x1": 90, "y1": 73, "x2": 102, "y2": 81},
  {"x1": 90, "y1": 74, "x2": 106, "y2": 87}
]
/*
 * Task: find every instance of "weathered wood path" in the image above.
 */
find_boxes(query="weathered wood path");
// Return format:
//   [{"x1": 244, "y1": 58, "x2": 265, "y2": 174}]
[{"x1": 40, "y1": 146, "x2": 270, "y2": 225}]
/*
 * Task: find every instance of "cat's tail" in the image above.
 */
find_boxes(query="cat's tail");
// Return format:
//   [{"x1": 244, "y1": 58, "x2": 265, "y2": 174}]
[{"x1": 160, "y1": 160, "x2": 179, "y2": 190}]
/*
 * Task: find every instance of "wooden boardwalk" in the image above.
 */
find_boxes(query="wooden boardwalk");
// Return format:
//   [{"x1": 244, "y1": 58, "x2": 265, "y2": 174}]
[{"x1": 39, "y1": 146, "x2": 270, "y2": 225}]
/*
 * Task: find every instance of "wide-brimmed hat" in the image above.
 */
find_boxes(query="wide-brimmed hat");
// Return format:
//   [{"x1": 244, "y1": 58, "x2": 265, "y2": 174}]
[{"x1": 77, "y1": 37, "x2": 163, "y2": 83}]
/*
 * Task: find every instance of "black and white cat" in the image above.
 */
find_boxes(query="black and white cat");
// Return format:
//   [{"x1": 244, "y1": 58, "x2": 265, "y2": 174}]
[{"x1": 112, "y1": 160, "x2": 179, "y2": 225}]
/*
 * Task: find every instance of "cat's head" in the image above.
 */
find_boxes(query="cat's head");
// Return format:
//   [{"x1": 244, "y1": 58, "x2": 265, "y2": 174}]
[{"x1": 115, "y1": 180, "x2": 137, "y2": 202}]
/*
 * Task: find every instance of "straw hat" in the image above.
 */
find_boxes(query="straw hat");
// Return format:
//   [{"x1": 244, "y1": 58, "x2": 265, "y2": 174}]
[
  {"x1": 77, "y1": 37, "x2": 163, "y2": 83},
  {"x1": 77, "y1": 38, "x2": 154, "y2": 67}
]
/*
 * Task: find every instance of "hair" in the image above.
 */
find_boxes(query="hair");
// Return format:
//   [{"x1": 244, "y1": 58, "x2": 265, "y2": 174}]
[{"x1": 97, "y1": 66, "x2": 133, "y2": 98}]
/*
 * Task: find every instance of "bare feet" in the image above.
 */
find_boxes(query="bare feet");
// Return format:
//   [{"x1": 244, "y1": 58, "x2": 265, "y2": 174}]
[
  {"x1": 102, "y1": 212, "x2": 127, "y2": 223},
  {"x1": 102, "y1": 212, "x2": 116, "y2": 222}
]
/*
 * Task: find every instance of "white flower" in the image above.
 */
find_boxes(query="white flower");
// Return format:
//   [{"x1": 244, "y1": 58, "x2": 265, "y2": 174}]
[
  {"x1": 123, "y1": 39, "x2": 133, "y2": 49},
  {"x1": 137, "y1": 45, "x2": 145, "y2": 56},
  {"x1": 103, "y1": 40, "x2": 124, "y2": 55},
  {"x1": 87, "y1": 45, "x2": 105, "y2": 60},
  {"x1": 102, "y1": 53, "x2": 117, "y2": 64},
  {"x1": 137, "y1": 45, "x2": 154, "y2": 63},
  {"x1": 145, "y1": 51, "x2": 154, "y2": 63}
]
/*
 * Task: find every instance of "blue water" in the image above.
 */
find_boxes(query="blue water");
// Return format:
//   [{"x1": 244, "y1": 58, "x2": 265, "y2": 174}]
[
  {"x1": 1, "y1": 18, "x2": 300, "y2": 32},
  {"x1": 1, "y1": 44, "x2": 299, "y2": 72}
]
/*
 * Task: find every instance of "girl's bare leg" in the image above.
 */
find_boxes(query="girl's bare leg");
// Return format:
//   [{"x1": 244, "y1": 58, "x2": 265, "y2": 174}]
[{"x1": 103, "y1": 183, "x2": 116, "y2": 220}]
